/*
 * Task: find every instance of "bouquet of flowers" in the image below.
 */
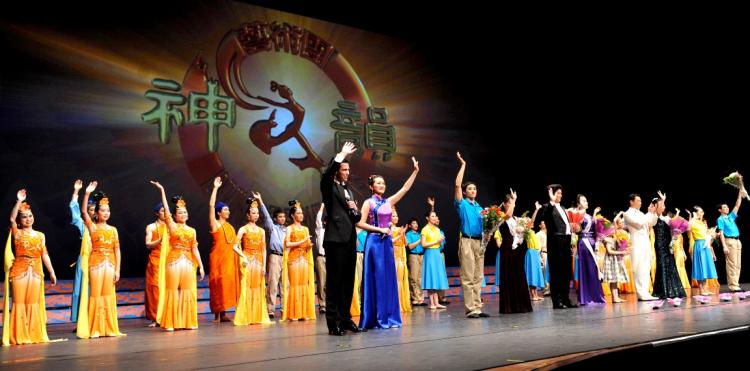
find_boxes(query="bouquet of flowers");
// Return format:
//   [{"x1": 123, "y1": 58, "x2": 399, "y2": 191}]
[
  {"x1": 516, "y1": 214, "x2": 538, "y2": 250},
  {"x1": 594, "y1": 215, "x2": 615, "y2": 240},
  {"x1": 705, "y1": 226, "x2": 720, "y2": 249},
  {"x1": 480, "y1": 205, "x2": 506, "y2": 253},
  {"x1": 669, "y1": 216, "x2": 689, "y2": 236},
  {"x1": 723, "y1": 171, "x2": 750, "y2": 201},
  {"x1": 668, "y1": 216, "x2": 689, "y2": 253},
  {"x1": 567, "y1": 209, "x2": 584, "y2": 233},
  {"x1": 614, "y1": 229, "x2": 630, "y2": 252}
]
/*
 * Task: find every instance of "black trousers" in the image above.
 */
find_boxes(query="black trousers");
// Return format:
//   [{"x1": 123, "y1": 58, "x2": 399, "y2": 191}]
[
  {"x1": 324, "y1": 238, "x2": 356, "y2": 329},
  {"x1": 548, "y1": 234, "x2": 574, "y2": 305}
]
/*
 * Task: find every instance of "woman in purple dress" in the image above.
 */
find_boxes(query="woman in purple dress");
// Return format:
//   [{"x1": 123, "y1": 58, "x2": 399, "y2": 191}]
[
  {"x1": 356, "y1": 157, "x2": 419, "y2": 329},
  {"x1": 575, "y1": 195, "x2": 605, "y2": 304}
]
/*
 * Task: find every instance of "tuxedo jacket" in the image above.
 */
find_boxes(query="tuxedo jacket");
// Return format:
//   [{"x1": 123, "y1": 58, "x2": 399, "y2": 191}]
[{"x1": 320, "y1": 158, "x2": 359, "y2": 243}]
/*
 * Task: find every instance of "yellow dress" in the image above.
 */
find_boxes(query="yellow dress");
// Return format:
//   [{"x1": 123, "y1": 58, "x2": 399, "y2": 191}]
[
  {"x1": 616, "y1": 229, "x2": 636, "y2": 293},
  {"x1": 281, "y1": 225, "x2": 316, "y2": 321},
  {"x1": 2, "y1": 229, "x2": 49, "y2": 346},
  {"x1": 688, "y1": 220, "x2": 720, "y2": 290},
  {"x1": 234, "y1": 225, "x2": 272, "y2": 325},
  {"x1": 76, "y1": 221, "x2": 124, "y2": 339},
  {"x1": 156, "y1": 220, "x2": 199, "y2": 330},
  {"x1": 391, "y1": 227, "x2": 411, "y2": 313},
  {"x1": 673, "y1": 234, "x2": 691, "y2": 294}
]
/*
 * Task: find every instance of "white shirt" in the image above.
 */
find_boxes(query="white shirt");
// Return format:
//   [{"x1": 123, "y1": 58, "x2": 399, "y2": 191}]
[
  {"x1": 553, "y1": 202, "x2": 572, "y2": 235},
  {"x1": 315, "y1": 206, "x2": 325, "y2": 256},
  {"x1": 624, "y1": 207, "x2": 657, "y2": 243}
]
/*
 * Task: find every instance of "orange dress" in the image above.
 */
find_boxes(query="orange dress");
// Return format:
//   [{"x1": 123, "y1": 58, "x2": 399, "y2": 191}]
[
  {"x1": 158, "y1": 222, "x2": 199, "y2": 329},
  {"x1": 3, "y1": 229, "x2": 49, "y2": 345},
  {"x1": 281, "y1": 225, "x2": 316, "y2": 321},
  {"x1": 392, "y1": 227, "x2": 411, "y2": 313},
  {"x1": 144, "y1": 223, "x2": 162, "y2": 322},
  {"x1": 234, "y1": 226, "x2": 271, "y2": 325},
  {"x1": 77, "y1": 221, "x2": 123, "y2": 339},
  {"x1": 209, "y1": 222, "x2": 239, "y2": 313}
]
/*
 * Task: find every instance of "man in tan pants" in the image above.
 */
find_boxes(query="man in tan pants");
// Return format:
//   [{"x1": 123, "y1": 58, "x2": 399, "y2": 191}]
[
  {"x1": 315, "y1": 203, "x2": 327, "y2": 313},
  {"x1": 454, "y1": 152, "x2": 488, "y2": 318},
  {"x1": 405, "y1": 218, "x2": 425, "y2": 305},
  {"x1": 717, "y1": 184, "x2": 744, "y2": 292},
  {"x1": 259, "y1": 200, "x2": 287, "y2": 318}
]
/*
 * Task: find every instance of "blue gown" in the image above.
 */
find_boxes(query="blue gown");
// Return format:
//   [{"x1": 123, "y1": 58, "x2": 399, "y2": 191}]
[{"x1": 360, "y1": 195, "x2": 402, "y2": 329}]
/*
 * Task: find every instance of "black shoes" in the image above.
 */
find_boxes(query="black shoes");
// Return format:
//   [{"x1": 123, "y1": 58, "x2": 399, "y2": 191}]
[
  {"x1": 341, "y1": 321, "x2": 366, "y2": 333},
  {"x1": 562, "y1": 301, "x2": 579, "y2": 308}
]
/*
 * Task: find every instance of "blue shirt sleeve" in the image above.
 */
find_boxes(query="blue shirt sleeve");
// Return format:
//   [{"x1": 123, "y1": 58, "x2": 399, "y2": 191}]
[
  {"x1": 260, "y1": 203, "x2": 273, "y2": 231},
  {"x1": 730, "y1": 211, "x2": 738, "y2": 222},
  {"x1": 70, "y1": 199, "x2": 84, "y2": 239}
]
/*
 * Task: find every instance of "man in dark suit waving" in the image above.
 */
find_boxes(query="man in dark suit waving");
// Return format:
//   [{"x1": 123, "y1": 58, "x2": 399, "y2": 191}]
[
  {"x1": 535, "y1": 184, "x2": 578, "y2": 309},
  {"x1": 320, "y1": 142, "x2": 363, "y2": 335}
]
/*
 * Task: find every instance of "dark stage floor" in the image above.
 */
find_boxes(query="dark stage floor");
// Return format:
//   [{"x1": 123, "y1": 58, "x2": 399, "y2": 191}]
[{"x1": 2, "y1": 289, "x2": 750, "y2": 370}]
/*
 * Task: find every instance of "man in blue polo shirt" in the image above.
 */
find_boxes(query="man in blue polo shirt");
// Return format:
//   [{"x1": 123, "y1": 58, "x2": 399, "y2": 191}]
[
  {"x1": 454, "y1": 152, "x2": 488, "y2": 318},
  {"x1": 406, "y1": 217, "x2": 426, "y2": 306},
  {"x1": 717, "y1": 182, "x2": 744, "y2": 292}
]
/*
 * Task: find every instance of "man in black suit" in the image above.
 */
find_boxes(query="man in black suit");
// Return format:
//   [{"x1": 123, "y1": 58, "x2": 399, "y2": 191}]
[
  {"x1": 535, "y1": 184, "x2": 578, "y2": 309},
  {"x1": 320, "y1": 142, "x2": 363, "y2": 335}
]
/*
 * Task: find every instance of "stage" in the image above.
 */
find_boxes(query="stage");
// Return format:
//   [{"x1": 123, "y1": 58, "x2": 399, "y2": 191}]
[{"x1": 2, "y1": 289, "x2": 749, "y2": 370}]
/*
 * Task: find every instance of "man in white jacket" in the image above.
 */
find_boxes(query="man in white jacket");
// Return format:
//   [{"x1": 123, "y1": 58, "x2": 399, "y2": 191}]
[{"x1": 624, "y1": 192, "x2": 662, "y2": 301}]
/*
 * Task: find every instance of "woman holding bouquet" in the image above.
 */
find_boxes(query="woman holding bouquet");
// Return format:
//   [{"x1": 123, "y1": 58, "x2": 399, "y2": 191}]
[
  {"x1": 687, "y1": 206, "x2": 718, "y2": 296},
  {"x1": 498, "y1": 190, "x2": 534, "y2": 314},
  {"x1": 651, "y1": 196, "x2": 686, "y2": 299},
  {"x1": 668, "y1": 210, "x2": 691, "y2": 293},
  {"x1": 574, "y1": 195, "x2": 605, "y2": 305},
  {"x1": 600, "y1": 212, "x2": 630, "y2": 303},
  {"x1": 356, "y1": 157, "x2": 419, "y2": 329}
]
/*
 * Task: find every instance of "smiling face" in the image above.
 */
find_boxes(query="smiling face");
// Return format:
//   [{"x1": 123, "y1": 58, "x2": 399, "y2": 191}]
[
  {"x1": 369, "y1": 176, "x2": 386, "y2": 195},
  {"x1": 336, "y1": 162, "x2": 350, "y2": 183},
  {"x1": 97, "y1": 204, "x2": 110, "y2": 222},
  {"x1": 18, "y1": 211, "x2": 34, "y2": 228},
  {"x1": 175, "y1": 207, "x2": 188, "y2": 223},
  {"x1": 426, "y1": 211, "x2": 438, "y2": 226}
]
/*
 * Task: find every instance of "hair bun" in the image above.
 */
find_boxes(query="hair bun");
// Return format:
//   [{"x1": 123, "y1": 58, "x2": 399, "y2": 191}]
[{"x1": 288, "y1": 199, "x2": 298, "y2": 207}]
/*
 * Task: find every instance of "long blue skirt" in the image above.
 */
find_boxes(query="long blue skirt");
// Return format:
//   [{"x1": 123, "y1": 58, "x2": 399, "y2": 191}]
[{"x1": 360, "y1": 233, "x2": 402, "y2": 329}]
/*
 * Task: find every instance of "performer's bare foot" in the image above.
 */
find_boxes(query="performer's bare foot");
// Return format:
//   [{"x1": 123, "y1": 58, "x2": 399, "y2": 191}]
[
  {"x1": 212, "y1": 314, "x2": 221, "y2": 323},
  {"x1": 220, "y1": 312, "x2": 231, "y2": 322},
  {"x1": 613, "y1": 298, "x2": 626, "y2": 303},
  {"x1": 147, "y1": 321, "x2": 157, "y2": 328}
]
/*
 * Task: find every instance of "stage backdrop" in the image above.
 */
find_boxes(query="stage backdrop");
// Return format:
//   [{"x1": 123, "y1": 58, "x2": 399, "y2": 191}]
[{"x1": 0, "y1": 1, "x2": 496, "y2": 279}]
